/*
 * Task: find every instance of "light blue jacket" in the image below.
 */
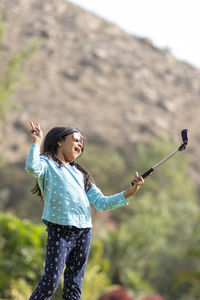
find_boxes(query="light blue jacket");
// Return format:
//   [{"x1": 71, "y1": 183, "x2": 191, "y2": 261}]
[{"x1": 25, "y1": 144, "x2": 128, "y2": 228}]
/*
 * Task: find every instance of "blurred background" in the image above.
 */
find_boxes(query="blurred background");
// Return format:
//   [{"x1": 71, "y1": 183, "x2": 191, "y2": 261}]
[{"x1": 0, "y1": 0, "x2": 200, "y2": 299}]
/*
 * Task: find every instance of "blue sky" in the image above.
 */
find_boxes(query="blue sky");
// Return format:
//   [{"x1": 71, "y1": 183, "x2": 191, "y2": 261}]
[{"x1": 70, "y1": 0, "x2": 200, "y2": 69}]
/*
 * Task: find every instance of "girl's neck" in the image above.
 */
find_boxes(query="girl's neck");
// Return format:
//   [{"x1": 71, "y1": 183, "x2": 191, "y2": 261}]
[{"x1": 54, "y1": 154, "x2": 70, "y2": 165}]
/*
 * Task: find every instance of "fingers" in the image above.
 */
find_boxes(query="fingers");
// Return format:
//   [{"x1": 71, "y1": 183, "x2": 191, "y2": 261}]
[
  {"x1": 29, "y1": 120, "x2": 42, "y2": 140},
  {"x1": 30, "y1": 121, "x2": 35, "y2": 130},
  {"x1": 30, "y1": 121, "x2": 40, "y2": 130},
  {"x1": 134, "y1": 178, "x2": 144, "y2": 186},
  {"x1": 29, "y1": 121, "x2": 43, "y2": 145},
  {"x1": 135, "y1": 171, "x2": 144, "y2": 183},
  {"x1": 131, "y1": 171, "x2": 144, "y2": 187},
  {"x1": 30, "y1": 121, "x2": 40, "y2": 131}
]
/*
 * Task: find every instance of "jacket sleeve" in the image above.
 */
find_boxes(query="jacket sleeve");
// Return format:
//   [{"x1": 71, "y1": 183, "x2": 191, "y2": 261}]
[
  {"x1": 86, "y1": 183, "x2": 128, "y2": 212},
  {"x1": 25, "y1": 143, "x2": 48, "y2": 179}
]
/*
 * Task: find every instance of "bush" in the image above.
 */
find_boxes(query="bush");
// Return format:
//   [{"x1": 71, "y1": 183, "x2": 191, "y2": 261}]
[{"x1": 0, "y1": 211, "x2": 46, "y2": 299}]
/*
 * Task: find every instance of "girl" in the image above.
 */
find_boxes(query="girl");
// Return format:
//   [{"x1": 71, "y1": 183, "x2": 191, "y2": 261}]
[{"x1": 26, "y1": 121, "x2": 147, "y2": 300}]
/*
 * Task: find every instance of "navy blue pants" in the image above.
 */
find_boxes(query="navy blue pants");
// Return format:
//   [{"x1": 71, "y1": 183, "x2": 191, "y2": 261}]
[{"x1": 29, "y1": 223, "x2": 92, "y2": 300}]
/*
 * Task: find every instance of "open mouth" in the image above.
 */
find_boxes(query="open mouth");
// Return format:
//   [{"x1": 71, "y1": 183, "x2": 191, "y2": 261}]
[{"x1": 74, "y1": 146, "x2": 81, "y2": 154}]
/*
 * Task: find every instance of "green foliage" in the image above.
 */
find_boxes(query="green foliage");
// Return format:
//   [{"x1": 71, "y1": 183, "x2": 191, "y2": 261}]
[
  {"x1": 102, "y1": 224, "x2": 154, "y2": 297},
  {"x1": 0, "y1": 211, "x2": 46, "y2": 299},
  {"x1": 173, "y1": 213, "x2": 200, "y2": 298},
  {"x1": 128, "y1": 193, "x2": 198, "y2": 299},
  {"x1": 9, "y1": 278, "x2": 33, "y2": 300},
  {"x1": 124, "y1": 270, "x2": 154, "y2": 297}
]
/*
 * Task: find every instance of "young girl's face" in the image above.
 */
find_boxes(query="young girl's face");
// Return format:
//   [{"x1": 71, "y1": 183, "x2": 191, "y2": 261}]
[{"x1": 58, "y1": 132, "x2": 84, "y2": 163}]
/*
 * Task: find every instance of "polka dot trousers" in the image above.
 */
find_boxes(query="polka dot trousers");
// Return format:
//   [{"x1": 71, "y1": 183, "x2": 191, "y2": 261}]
[{"x1": 29, "y1": 223, "x2": 92, "y2": 300}]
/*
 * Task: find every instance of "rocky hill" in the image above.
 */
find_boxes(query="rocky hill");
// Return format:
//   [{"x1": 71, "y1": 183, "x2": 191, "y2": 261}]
[{"x1": 0, "y1": 0, "x2": 199, "y2": 183}]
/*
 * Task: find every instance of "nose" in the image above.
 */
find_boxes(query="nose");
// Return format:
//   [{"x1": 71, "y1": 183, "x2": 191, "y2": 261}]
[{"x1": 77, "y1": 141, "x2": 83, "y2": 150}]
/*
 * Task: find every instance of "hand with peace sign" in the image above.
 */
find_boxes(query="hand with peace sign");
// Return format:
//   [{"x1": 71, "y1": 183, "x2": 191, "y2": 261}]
[{"x1": 29, "y1": 121, "x2": 43, "y2": 146}]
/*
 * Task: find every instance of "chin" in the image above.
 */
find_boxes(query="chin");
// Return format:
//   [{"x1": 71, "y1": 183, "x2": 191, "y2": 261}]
[{"x1": 69, "y1": 154, "x2": 78, "y2": 162}]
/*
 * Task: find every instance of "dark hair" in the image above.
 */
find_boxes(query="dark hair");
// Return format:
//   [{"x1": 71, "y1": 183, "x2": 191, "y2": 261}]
[{"x1": 31, "y1": 126, "x2": 94, "y2": 200}]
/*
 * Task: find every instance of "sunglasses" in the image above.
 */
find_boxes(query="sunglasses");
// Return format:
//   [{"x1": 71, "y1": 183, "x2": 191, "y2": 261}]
[{"x1": 72, "y1": 132, "x2": 84, "y2": 145}]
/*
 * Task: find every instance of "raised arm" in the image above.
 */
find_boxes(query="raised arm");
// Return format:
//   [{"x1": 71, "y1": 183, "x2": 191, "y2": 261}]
[{"x1": 25, "y1": 121, "x2": 47, "y2": 178}]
